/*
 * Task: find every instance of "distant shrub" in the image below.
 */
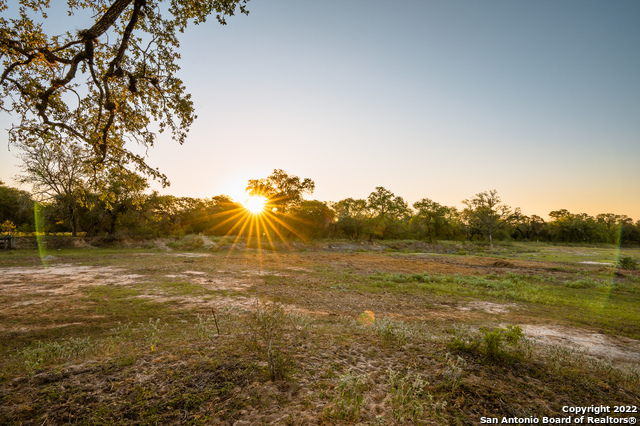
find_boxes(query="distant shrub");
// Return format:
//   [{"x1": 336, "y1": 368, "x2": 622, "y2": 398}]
[
  {"x1": 563, "y1": 278, "x2": 601, "y2": 289},
  {"x1": 1, "y1": 220, "x2": 16, "y2": 234},
  {"x1": 618, "y1": 256, "x2": 638, "y2": 270},
  {"x1": 167, "y1": 234, "x2": 205, "y2": 251}
]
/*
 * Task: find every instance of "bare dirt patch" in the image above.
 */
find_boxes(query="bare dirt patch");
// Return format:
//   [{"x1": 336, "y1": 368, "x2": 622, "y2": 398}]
[
  {"x1": 0, "y1": 264, "x2": 143, "y2": 295},
  {"x1": 459, "y1": 301, "x2": 517, "y2": 314},
  {"x1": 521, "y1": 325, "x2": 640, "y2": 361}
]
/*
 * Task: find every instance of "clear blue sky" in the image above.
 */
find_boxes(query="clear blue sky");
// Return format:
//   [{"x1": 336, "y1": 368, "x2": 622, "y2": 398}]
[{"x1": 1, "y1": 0, "x2": 639, "y2": 219}]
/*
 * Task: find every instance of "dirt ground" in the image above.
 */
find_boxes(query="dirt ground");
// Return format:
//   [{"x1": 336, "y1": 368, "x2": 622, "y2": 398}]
[
  {"x1": 1, "y1": 245, "x2": 639, "y2": 424},
  {"x1": 2, "y1": 251, "x2": 638, "y2": 361}
]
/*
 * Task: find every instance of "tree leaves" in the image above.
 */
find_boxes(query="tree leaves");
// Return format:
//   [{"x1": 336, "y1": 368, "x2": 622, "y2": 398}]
[{"x1": 1, "y1": 0, "x2": 250, "y2": 182}]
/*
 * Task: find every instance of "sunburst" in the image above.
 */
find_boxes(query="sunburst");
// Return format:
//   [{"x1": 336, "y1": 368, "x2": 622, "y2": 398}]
[{"x1": 243, "y1": 195, "x2": 268, "y2": 215}]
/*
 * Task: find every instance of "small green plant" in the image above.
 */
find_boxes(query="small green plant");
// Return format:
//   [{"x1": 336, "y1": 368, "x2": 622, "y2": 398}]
[
  {"x1": 481, "y1": 325, "x2": 531, "y2": 360},
  {"x1": 441, "y1": 352, "x2": 467, "y2": 391},
  {"x1": 563, "y1": 277, "x2": 601, "y2": 289},
  {"x1": 388, "y1": 369, "x2": 427, "y2": 422},
  {"x1": 367, "y1": 317, "x2": 429, "y2": 345},
  {"x1": 448, "y1": 325, "x2": 481, "y2": 353},
  {"x1": 448, "y1": 325, "x2": 531, "y2": 361},
  {"x1": 388, "y1": 369, "x2": 447, "y2": 422},
  {"x1": 245, "y1": 302, "x2": 294, "y2": 381},
  {"x1": 18, "y1": 337, "x2": 97, "y2": 374},
  {"x1": 326, "y1": 371, "x2": 368, "y2": 420},
  {"x1": 618, "y1": 256, "x2": 638, "y2": 270},
  {"x1": 141, "y1": 318, "x2": 164, "y2": 352}
]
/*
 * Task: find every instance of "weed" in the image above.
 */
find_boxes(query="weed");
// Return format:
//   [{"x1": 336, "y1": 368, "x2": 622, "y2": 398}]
[
  {"x1": 196, "y1": 310, "x2": 231, "y2": 342},
  {"x1": 245, "y1": 302, "x2": 295, "y2": 381},
  {"x1": 563, "y1": 278, "x2": 602, "y2": 289},
  {"x1": 388, "y1": 369, "x2": 446, "y2": 422},
  {"x1": 368, "y1": 317, "x2": 429, "y2": 345},
  {"x1": 18, "y1": 337, "x2": 97, "y2": 373},
  {"x1": 111, "y1": 322, "x2": 133, "y2": 339},
  {"x1": 388, "y1": 369, "x2": 427, "y2": 422},
  {"x1": 141, "y1": 318, "x2": 164, "y2": 351},
  {"x1": 544, "y1": 344, "x2": 640, "y2": 386},
  {"x1": 441, "y1": 352, "x2": 467, "y2": 391},
  {"x1": 325, "y1": 371, "x2": 368, "y2": 421},
  {"x1": 448, "y1": 325, "x2": 481, "y2": 353}
]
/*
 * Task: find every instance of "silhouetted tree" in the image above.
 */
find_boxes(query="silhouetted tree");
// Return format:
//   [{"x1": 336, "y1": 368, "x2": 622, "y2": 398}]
[{"x1": 246, "y1": 169, "x2": 315, "y2": 214}]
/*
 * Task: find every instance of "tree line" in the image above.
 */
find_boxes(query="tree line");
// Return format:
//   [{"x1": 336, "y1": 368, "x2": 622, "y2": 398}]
[{"x1": 2, "y1": 170, "x2": 639, "y2": 245}]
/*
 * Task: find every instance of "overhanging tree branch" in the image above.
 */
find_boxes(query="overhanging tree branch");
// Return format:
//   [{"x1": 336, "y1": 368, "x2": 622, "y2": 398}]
[{"x1": 1, "y1": 0, "x2": 250, "y2": 183}]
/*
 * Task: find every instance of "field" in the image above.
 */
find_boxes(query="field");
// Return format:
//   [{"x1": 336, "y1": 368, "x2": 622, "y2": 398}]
[{"x1": 1, "y1": 239, "x2": 639, "y2": 425}]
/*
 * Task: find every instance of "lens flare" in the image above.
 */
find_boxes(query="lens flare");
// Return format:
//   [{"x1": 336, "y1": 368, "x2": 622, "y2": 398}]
[
  {"x1": 244, "y1": 196, "x2": 268, "y2": 215},
  {"x1": 34, "y1": 201, "x2": 49, "y2": 268}
]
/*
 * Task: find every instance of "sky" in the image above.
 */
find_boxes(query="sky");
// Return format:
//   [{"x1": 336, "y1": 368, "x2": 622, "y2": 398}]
[{"x1": 1, "y1": 0, "x2": 639, "y2": 220}]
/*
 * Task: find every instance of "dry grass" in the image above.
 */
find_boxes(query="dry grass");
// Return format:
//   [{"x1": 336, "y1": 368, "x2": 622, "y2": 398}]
[{"x1": 0, "y1": 240, "x2": 639, "y2": 424}]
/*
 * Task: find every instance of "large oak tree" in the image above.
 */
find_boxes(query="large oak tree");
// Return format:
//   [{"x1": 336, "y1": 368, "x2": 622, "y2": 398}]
[{"x1": 1, "y1": 0, "x2": 250, "y2": 183}]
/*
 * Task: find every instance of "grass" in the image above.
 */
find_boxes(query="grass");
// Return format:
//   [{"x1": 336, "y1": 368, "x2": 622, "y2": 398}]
[
  {"x1": 348, "y1": 270, "x2": 640, "y2": 338},
  {"x1": 1, "y1": 241, "x2": 639, "y2": 423}
]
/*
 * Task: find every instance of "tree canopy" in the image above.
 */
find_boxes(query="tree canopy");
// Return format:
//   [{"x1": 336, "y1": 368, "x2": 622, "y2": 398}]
[
  {"x1": 246, "y1": 169, "x2": 315, "y2": 214},
  {"x1": 462, "y1": 190, "x2": 512, "y2": 245},
  {"x1": 0, "y1": 0, "x2": 250, "y2": 182}
]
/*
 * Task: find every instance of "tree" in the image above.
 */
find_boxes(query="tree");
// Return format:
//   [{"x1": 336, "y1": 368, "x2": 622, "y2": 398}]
[
  {"x1": 15, "y1": 136, "x2": 92, "y2": 236},
  {"x1": 548, "y1": 210, "x2": 603, "y2": 243},
  {"x1": 461, "y1": 190, "x2": 511, "y2": 245},
  {"x1": 290, "y1": 200, "x2": 335, "y2": 239},
  {"x1": 411, "y1": 198, "x2": 455, "y2": 241},
  {"x1": 333, "y1": 197, "x2": 369, "y2": 239},
  {"x1": 366, "y1": 187, "x2": 410, "y2": 239},
  {"x1": 1, "y1": 0, "x2": 250, "y2": 182},
  {"x1": 0, "y1": 180, "x2": 34, "y2": 232},
  {"x1": 84, "y1": 168, "x2": 148, "y2": 235},
  {"x1": 246, "y1": 169, "x2": 315, "y2": 214},
  {"x1": 201, "y1": 195, "x2": 244, "y2": 236},
  {"x1": 529, "y1": 215, "x2": 548, "y2": 241}
]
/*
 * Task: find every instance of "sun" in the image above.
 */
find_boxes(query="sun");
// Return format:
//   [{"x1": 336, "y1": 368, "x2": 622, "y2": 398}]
[{"x1": 244, "y1": 195, "x2": 268, "y2": 215}]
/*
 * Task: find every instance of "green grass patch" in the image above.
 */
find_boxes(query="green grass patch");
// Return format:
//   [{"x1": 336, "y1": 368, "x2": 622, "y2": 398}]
[
  {"x1": 357, "y1": 271, "x2": 640, "y2": 338},
  {"x1": 83, "y1": 285, "x2": 176, "y2": 325}
]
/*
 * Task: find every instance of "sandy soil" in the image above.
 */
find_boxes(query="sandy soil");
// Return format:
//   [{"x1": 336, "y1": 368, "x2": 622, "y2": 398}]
[{"x1": 1, "y1": 254, "x2": 638, "y2": 362}]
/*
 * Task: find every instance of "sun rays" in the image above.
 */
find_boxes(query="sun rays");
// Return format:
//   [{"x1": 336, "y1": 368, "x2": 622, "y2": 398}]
[
  {"x1": 193, "y1": 193, "x2": 313, "y2": 256},
  {"x1": 243, "y1": 195, "x2": 268, "y2": 215}
]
